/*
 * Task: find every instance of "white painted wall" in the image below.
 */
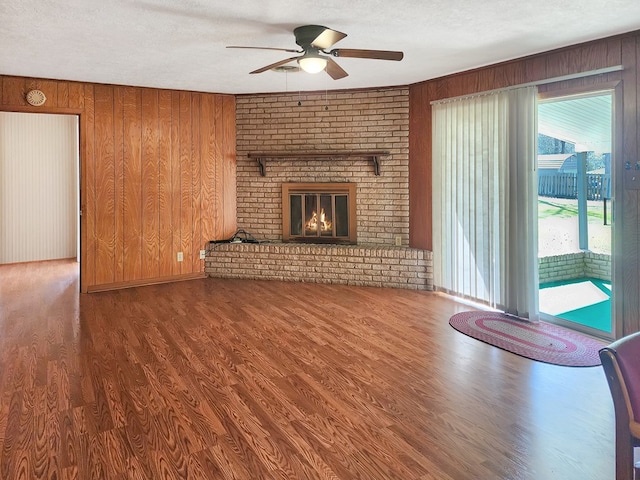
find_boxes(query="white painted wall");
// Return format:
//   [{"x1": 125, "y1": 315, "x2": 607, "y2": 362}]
[{"x1": 0, "y1": 112, "x2": 79, "y2": 263}]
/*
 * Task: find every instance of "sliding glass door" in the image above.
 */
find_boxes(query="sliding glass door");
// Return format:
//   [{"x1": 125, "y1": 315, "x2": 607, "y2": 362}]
[{"x1": 537, "y1": 90, "x2": 615, "y2": 339}]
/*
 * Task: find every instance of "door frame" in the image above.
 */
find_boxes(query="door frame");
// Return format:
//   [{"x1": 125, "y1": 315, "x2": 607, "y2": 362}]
[{"x1": 0, "y1": 105, "x2": 84, "y2": 291}]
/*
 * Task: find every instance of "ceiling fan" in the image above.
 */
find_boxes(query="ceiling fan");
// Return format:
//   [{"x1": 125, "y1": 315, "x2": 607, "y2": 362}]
[{"x1": 227, "y1": 25, "x2": 404, "y2": 80}]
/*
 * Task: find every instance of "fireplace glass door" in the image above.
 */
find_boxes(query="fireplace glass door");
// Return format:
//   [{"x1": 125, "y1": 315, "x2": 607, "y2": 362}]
[
  {"x1": 289, "y1": 193, "x2": 349, "y2": 239},
  {"x1": 283, "y1": 183, "x2": 356, "y2": 244}
]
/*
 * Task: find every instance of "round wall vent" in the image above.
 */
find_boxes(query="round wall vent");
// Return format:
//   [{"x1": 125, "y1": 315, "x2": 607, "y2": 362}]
[{"x1": 26, "y1": 89, "x2": 47, "y2": 106}]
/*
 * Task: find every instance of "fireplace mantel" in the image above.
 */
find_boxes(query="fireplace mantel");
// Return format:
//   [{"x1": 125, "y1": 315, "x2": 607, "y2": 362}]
[{"x1": 248, "y1": 150, "x2": 389, "y2": 176}]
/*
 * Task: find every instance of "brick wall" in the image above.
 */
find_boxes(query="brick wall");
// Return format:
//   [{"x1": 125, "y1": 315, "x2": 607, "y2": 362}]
[
  {"x1": 206, "y1": 243, "x2": 433, "y2": 290},
  {"x1": 235, "y1": 87, "x2": 409, "y2": 245}
]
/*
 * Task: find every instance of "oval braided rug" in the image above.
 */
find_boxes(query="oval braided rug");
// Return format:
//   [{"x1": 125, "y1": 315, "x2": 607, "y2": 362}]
[{"x1": 449, "y1": 311, "x2": 606, "y2": 367}]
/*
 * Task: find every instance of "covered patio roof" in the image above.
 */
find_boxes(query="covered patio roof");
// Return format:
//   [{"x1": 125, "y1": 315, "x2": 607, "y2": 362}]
[{"x1": 538, "y1": 93, "x2": 612, "y2": 153}]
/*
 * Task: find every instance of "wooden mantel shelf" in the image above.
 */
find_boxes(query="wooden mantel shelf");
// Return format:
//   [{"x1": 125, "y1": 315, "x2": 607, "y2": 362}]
[{"x1": 247, "y1": 151, "x2": 390, "y2": 176}]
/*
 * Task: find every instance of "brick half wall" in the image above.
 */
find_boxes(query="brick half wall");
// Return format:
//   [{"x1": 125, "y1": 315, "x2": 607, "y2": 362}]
[{"x1": 538, "y1": 252, "x2": 611, "y2": 283}]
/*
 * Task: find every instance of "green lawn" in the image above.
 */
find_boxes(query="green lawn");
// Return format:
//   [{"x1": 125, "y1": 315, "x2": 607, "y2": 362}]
[{"x1": 538, "y1": 198, "x2": 605, "y2": 223}]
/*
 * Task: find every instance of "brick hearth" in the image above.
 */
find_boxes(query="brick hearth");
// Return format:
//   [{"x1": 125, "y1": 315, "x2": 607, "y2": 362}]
[{"x1": 206, "y1": 243, "x2": 433, "y2": 290}]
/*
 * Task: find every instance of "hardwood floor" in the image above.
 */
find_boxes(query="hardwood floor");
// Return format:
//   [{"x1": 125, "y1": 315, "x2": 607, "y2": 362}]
[{"x1": 0, "y1": 259, "x2": 615, "y2": 479}]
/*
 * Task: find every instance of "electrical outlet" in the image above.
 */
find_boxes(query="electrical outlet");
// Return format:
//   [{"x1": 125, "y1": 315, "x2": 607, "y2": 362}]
[
  {"x1": 395, "y1": 235, "x2": 402, "y2": 246},
  {"x1": 177, "y1": 251, "x2": 183, "y2": 262},
  {"x1": 199, "y1": 249, "x2": 206, "y2": 260}
]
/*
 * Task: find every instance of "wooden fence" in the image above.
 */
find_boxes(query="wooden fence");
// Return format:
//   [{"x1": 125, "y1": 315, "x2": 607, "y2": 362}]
[{"x1": 538, "y1": 173, "x2": 611, "y2": 200}]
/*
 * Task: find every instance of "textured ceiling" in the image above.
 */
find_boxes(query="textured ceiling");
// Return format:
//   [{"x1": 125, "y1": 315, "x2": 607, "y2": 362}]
[{"x1": 2, "y1": 0, "x2": 640, "y2": 94}]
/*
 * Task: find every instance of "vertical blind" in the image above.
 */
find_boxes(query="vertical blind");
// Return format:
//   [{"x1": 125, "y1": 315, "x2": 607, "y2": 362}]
[{"x1": 432, "y1": 86, "x2": 538, "y2": 318}]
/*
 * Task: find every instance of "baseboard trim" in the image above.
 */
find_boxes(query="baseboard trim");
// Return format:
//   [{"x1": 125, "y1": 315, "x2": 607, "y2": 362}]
[{"x1": 86, "y1": 272, "x2": 206, "y2": 293}]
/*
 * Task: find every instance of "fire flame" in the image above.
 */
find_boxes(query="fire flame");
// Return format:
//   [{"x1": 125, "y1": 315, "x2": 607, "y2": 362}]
[{"x1": 305, "y1": 208, "x2": 332, "y2": 232}]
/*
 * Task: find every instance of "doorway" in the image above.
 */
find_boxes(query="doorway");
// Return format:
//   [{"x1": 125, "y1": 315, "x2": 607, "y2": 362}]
[
  {"x1": 0, "y1": 112, "x2": 80, "y2": 266},
  {"x1": 536, "y1": 91, "x2": 614, "y2": 338}
]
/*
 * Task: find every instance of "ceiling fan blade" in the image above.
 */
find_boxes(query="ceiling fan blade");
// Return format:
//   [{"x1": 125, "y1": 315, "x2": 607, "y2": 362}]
[
  {"x1": 250, "y1": 56, "x2": 300, "y2": 74},
  {"x1": 227, "y1": 46, "x2": 300, "y2": 53},
  {"x1": 294, "y1": 25, "x2": 347, "y2": 49},
  {"x1": 329, "y1": 49, "x2": 404, "y2": 61},
  {"x1": 326, "y1": 58, "x2": 348, "y2": 80}
]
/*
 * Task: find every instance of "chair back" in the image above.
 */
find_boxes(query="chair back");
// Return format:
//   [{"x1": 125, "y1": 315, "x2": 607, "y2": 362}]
[
  {"x1": 600, "y1": 332, "x2": 640, "y2": 480},
  {"x1": 601, "y1": 332, "x2": 640, "y2": 424}
]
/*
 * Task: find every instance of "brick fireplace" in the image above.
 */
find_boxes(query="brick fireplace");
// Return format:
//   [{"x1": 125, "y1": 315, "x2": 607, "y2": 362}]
[{"x1": 205, "y1": 86, "x2": 433, "y2": 290}]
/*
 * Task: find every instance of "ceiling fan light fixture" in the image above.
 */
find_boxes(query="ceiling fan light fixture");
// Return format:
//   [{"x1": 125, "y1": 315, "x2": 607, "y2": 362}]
[
  {"x1": 298, "y1": 53, "x2": 327, "y2": 74},
  {"x1": 232, "y1": 25, "x2": 404, "y2": 80}
]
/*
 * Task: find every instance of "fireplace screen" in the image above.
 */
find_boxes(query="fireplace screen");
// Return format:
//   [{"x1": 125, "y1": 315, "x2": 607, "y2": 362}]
[{"x1": 282, "y1": 183, "x2": 356, "y2": 244}]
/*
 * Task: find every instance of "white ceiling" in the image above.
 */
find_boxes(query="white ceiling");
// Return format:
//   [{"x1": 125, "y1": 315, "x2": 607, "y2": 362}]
[{"x1": 2, "y1": 0, "x2": 640, "y2": 95}]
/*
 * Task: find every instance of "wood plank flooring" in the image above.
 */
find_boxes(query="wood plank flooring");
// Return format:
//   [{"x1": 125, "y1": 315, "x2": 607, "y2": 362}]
[{"x1": 0, "y1": 259, "x2": 615, "y2": 479}]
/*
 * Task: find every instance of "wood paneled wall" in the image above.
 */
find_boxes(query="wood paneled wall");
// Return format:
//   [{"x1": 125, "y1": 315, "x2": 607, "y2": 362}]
[
  {"x1": 409, "y1": 30, "x2": 640, "y2": 335},
  {"x1": 0, "y1": 76, "x2": 237, "y2": 292}
]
